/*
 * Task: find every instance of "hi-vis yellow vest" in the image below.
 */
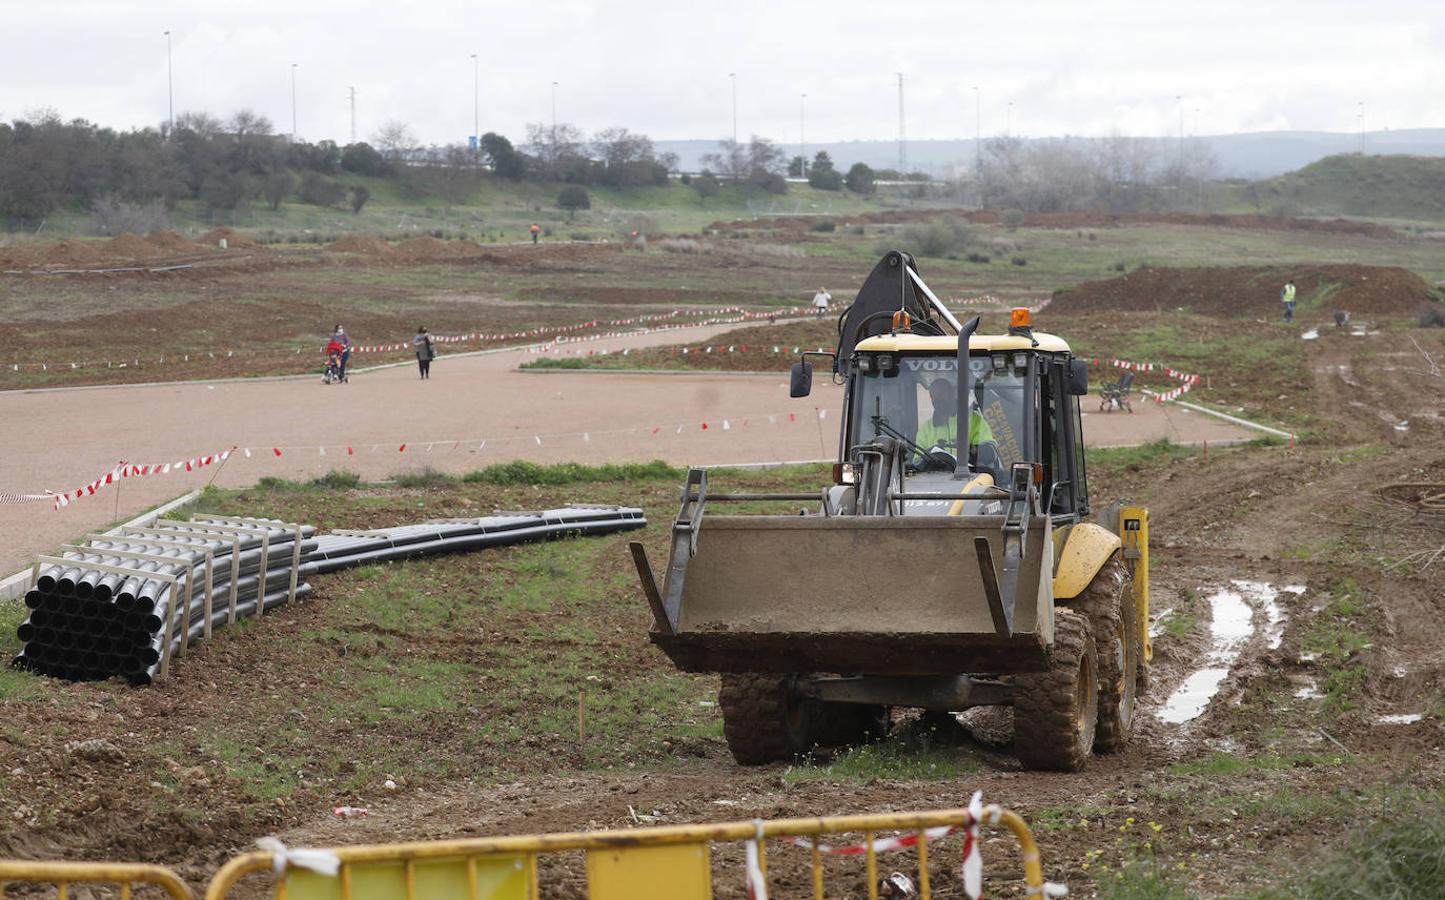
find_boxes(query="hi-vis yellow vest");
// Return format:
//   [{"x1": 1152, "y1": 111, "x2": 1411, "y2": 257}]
[{"x1": 916, "y1": 412, "x2": 993, "y2": 450}]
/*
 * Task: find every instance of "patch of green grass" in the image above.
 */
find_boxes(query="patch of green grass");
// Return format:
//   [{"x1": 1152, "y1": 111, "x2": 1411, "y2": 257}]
[
  {"x1": 256, "y1": 469, "x2": 365, "y2": 491},
  {"x1": 1087, "y1": 438, "x2": 1198, "y2": 472},
  {"x1": 461, "y1": 459, "x2": 683, "y2": 485},
  {"x1": 518, "y1": 357, "x2": 595, "y2": 370},
  {"x1": 1156, "y1": 609, "x2": 1198, "y2": 641},
  {"x1": 1294, "y1": 792, "x2": 1445, "y2": 899},
  {"x1": 1096, "y1": 856, "x2": 1196, "y2": 900},
  {"x1": 205, "y1": 733, "x2": 308, "y2": 800},
  {"x1": 1330, "y1": 445, "x2": 1389, "y2": 464},
  {"x1": 1168, "y1": 752, "x2": 1348, "y2": 776},
  {"x1": 392, "y1": 466, "x2": 457, "y2": 488},
  {"x1": 784, "y1": 727, "x2": 985, "y2": 783},
  {"x1": 0, "y1": 604, "x2": 40, "y2": 701}
]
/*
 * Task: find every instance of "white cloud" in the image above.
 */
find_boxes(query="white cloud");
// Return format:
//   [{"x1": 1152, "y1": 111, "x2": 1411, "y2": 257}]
[{"x1": 1, "y1": 0, "x2": 1440, "y2": 144}]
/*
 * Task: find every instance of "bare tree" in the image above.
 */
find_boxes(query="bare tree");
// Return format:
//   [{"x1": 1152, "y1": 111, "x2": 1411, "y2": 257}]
[
  {"x1": 372, "y1": 120, "x2": 417, "y2": 162},
  {"x1": 701, "y1": 137, "x2": 748, "y2": 182}
]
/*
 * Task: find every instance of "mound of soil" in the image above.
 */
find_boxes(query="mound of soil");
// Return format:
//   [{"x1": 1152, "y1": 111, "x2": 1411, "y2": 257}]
[
  {"x1": 146, "y1": 229, "x2": 204, "y2": 253},
  {"x1": 104, "y1": 233, "x2": 164, "y2": 259},
  {"x1": 325, "y1": 234, "x2": 396, "y2": 257},
  {"x1": 708, "y1": 209, "x2": 1401, "y2": 240},
  {"x1": 197, "y1": 227, "x2": 259, "y2": 249},
  {"x1": 393, "y1": 236, "x2": 475, "y2": 261},
  {"x1": 1052, "y1": 264, "x2": 1432, "y2": 317}
]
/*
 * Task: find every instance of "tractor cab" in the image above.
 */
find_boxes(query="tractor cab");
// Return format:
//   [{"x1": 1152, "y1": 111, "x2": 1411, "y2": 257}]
[{"x1": 844, "y1": 327, "x2": 1091, "y2": 523}]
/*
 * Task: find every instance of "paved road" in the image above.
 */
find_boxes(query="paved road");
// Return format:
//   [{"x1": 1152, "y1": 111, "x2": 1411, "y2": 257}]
[{"x1": 0, "y1": 324, "x2": 1250, "y2": 573}]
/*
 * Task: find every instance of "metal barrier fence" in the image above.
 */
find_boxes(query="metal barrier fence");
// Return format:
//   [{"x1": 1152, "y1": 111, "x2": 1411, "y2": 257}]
[
  {"x1": 204, "y1": 802, "x2": 1054, "y2": 900},
  {"x1": 0, "y1": 859, "x2": 192, "y2": 899}
]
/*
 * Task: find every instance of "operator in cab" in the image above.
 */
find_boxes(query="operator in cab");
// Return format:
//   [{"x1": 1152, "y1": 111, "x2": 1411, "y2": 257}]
[{"x1": 915, "y1": 378, "x2": 998, "y2": 477}]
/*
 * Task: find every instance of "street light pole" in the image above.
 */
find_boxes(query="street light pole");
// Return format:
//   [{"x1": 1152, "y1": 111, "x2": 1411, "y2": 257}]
[
  {"x1": 729, "y1": 72, "x2": 737, "y2": 146},
  {"x1": 896, "y1": 72, "x2": 906, "y2": 175},
  {"x1": 471, "y1": 53, "x2": 479, "y2": 151},
  {"x1": 163, "y1": 31, "x2": 173, "y2": 135},
  {"x1": 1007, "y1": 101, "x2": 1013, "y2": 137},
  {"x1": 1176, "y1": 94, "x2": 1184, "y2": 172},
  {"x1": 1357, "y1": 101, "x2": 1364, "y2": 153},
  {"x1": 550, "y1": 80, "x2": 558, "y2": 154},
  {"x1": 348, "y1": 86, "x2": 357, "y2": 144},
  {"x1": 291, "y1": 63, "x2": 298, "y2": 142},
  {"x1": 800, "y1": 93, "x2": 807, "y2": 176},
  {"x1": 973, "y1": 85, "x2": 981, "y2": 179}
]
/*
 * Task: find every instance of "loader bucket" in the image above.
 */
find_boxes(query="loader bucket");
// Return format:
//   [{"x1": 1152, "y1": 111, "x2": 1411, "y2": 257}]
[{"x1": 634, "y1": 514, "x2": 1055, "y2": 677}]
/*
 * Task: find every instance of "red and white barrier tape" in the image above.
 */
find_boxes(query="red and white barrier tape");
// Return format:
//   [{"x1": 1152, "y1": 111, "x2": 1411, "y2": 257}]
[
  {"x1": 0, "y1": 492, "x2": 55, "y2": 505},
  {"x1": 11, "y1": 407, "x2": 845, "y2": 512},
  {"x1": 771, "y1": 792, "x2": 1066, "y2": 900},
  {"x1": 1090, "y1": 357, "x2": 1202, "y2": 403},
  {"x1": 48, "y1": 449, "x2": 233, "y2": 511},
  {"x1": 0, "y1": 306, "x2": 793, "y2": 372}
]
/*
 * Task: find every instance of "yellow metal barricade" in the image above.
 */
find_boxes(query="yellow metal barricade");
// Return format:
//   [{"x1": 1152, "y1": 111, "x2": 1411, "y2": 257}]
[
  {"x1": 205, "y1": 805, "x2": 1051, "y2": 900},
  {"x1": 0, "y1": 859, "x2": 192, "y2": 899}
]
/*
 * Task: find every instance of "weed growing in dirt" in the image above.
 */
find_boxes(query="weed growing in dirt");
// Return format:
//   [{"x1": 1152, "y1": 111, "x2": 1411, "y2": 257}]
[
  {"x1": 1086, "y1": 438, "x2": 1198, "y2": 474},
  {"x1": 1156, "y1": 609, "x2": 1198, "y2": 641},
  {"x1": 392, "y1": 466, "x2": 455, "y2": 488},
  {"x1": 0, "y1": 604, "x2": 41, "y2": 701},
  {"x1": 1094, "y1": 856, "x2": 1194, "y2": 900},
  {"x1": 1301, "y1": 581, "x2": 1373, "y2": 710},
  {"x1": 1293, "y1": 794, "x2": 1445, "y2": 898},
  {"x1": 1167, "y1": 751, "x2": 1348, "y2": 776},
  {"x1": 461, "y1": 459, "x2": 683, "y2": 485},
  {"x1": 255, "y1": 469, "x2": 363, "y2": 491},
  {"x1": 783, "y1": 723, "x2": 985, "y2": 783}
]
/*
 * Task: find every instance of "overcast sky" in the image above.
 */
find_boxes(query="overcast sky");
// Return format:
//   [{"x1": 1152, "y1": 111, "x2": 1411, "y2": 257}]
[{"x1": 4, "y1": 1, "x2": 1442, "y2": 148}]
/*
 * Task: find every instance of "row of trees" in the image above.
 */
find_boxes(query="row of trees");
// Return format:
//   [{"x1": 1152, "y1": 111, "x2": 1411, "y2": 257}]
[{"x1": 975, "y1": 134, "x2": 1219, "y2": 213}]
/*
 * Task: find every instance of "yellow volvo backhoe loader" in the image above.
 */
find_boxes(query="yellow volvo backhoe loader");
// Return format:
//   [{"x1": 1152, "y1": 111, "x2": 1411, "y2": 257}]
[{"x1": 631, "y1": 250, "x2": 1150, "y2": 771}]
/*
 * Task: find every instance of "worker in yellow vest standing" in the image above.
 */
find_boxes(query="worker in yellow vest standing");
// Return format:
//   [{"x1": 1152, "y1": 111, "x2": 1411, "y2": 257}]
[{"x1": 1280, "y1": 280, "x2": 1297, "y2": 322}]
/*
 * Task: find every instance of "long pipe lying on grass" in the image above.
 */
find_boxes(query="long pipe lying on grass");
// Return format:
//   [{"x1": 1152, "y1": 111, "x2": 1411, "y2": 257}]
[{"x1": 11, "y1": 507, "x2": 644, "y2": 685}]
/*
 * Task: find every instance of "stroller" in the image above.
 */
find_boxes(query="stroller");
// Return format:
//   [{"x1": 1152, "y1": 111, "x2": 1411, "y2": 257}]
[
  {"x1": 1099, "y1": 370, "x2": 1134, "y2": 413},
  {"x1": 322, "y1": 341, "x2": 348, "y2": 384}
]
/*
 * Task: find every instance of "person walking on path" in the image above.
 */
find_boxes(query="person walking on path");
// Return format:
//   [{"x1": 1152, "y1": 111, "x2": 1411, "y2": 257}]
[
  {"x1": 332, "y1": 324, "x2": 352, "y2": 379},
  {"x1": 413, "y1": 326, "x2": 436, "y2": 379},
  {"x1": 1280, "y1": 281, "x2": 1297, "y2": 323},
  {"x1": 530, "y1": 224, "x2": 541, "y2": 244},
  {"x1": 812, "y1": 286, "x2": 832, "y2": 318}
]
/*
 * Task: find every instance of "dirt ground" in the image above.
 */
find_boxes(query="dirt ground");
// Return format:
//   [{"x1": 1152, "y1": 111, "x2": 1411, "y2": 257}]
[
  {"x1": 1051, "y1": 263, "x2": 1436, "y2": 318},
  {"x1": 2, "y1": 237, "x2": 1443, "y2": 898}
]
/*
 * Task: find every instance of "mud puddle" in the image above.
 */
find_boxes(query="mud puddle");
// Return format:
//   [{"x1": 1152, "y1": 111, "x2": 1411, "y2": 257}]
[{"x1": 1158, "y1": 581, "x2": 1304, "y2": 724}]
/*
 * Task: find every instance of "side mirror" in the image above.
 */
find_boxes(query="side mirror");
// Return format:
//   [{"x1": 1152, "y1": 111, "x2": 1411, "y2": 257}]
[
  {"x1": 790, "y1": 360, "x2": 814, "y2": 398},
  {"x1": 1067, "y1": 359, "x2": 1089, "y2": 396}
]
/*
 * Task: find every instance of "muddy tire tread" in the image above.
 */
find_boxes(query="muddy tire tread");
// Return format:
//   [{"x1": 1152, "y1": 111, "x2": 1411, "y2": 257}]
[
  {"x1": 1073, "y1": 556, "x2": 1140, "y2": 753},
  {"x1": 1014, "y1": 612, "x2": 1097, "y2": 772},
  {"x1": 718, "y1": 674, "x2": 804, "y2": 765}
]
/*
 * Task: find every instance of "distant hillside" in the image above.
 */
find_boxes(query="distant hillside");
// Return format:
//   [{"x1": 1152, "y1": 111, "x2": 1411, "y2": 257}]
[
  {"x1": 1256, "y1": 154, "x2": 1445, "y2": 221},
  {"x1": 657, "y1": 129, "x2": 1445, "y2": 180}
]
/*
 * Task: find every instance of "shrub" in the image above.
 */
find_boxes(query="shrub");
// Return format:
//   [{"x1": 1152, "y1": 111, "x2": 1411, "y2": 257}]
[
  {"x1": 748, "y1": 243, "x2": 805, "y2": 259},
  {"x1": 1420, "y1": 302, "x2": 1445, "y2": 328},
  {"x1": 1114, "y1": 261, "x2": 1127, "y2": 272},
  {"x1": 557, "y1": 185, "x2": 590, "y2": 220},
  {"x1": 87, "y1": 196, "x2": 172, "y2": 236},
  {"x1": 298, "y1": 171, "x2": 347, "y2": 207},
  {"x1": 898, "y1": 216, "x2": 971, "y2": 257},
  {"x1": 1011, "y1": 256, "x2": 1028, "y2": 266},
  {"x1": 999, "y1": 208, "x2": 1025, "y2": 228},
  {"x1": 966, "y1": 253, "x2": 990, "y2": 264},
  {"x1": 462, "y1": 460, "x2": 683, "y2": 485},
  {"x1": 658, "y1": 238, "x2": 710, "y2": 254},
  {"x1": 810, "y1": 220, "x2": 836, "y2": 233}
]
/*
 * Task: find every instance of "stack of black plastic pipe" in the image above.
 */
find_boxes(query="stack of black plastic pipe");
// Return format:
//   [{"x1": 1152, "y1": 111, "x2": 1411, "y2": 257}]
[
  {"x1": 12, "y1": 519, "x2": 316, "y2": 684},
  {"x1": 10, "y1": 506, "x2": 644, "y2": 685}
]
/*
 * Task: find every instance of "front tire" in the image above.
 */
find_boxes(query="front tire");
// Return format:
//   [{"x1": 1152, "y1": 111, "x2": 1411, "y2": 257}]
[
  {"x1": 1073, "y1": 556, "x2": 1141, "y2": 753},
  {"x1": 719, "y1": 674, "x2": 815, "y2": 764},
  {"x1": 1013, "y1": 611, "x2": 1098, "y2": 772}
]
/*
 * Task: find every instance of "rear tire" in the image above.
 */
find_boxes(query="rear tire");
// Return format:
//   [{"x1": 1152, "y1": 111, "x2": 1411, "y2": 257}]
[
  {"x1": 1073, "y1": 556, "x2": 1141, "y2": 753},
  {"x1": 1013, "y1": 611, "x2": 1098, "y2": 772},
  {"x1": 718, "y1": 674, "x2": 815, "y2": 764}
]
